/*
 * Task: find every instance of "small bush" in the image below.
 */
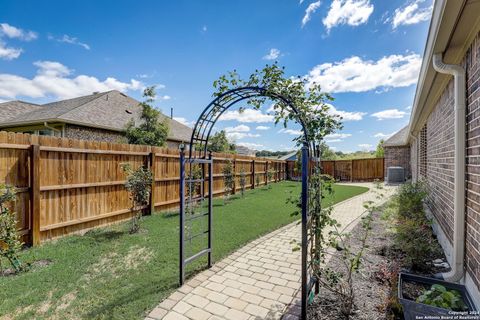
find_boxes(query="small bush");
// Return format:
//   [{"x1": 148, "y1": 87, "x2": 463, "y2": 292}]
[
  {"x1": 222, "y1": 160, "x2": 234, "y2": 204},
  {"x1": 121, "y1": 164, "x2": 153, "y2": 233},
  {"x1": 239, "y1": 168, "x2": 247, "y2": 197},
  {"x1": 397, "y1": 180, "x2": 428, "y2": 220},
  {"x1": 386, "y1": 181, "x2": 442, "y2": 271},
  {"x1": 0, "y1": 184, "x2": 25, "y2": 273}
]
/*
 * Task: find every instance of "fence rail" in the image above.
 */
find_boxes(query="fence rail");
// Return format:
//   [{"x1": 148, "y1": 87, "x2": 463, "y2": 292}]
[
  {"x1": 0, "y1": 131, "x2": 286, "y2": 245},
  {"x1": 286, "y1": 158, "x2": 384, "y2": 182}
]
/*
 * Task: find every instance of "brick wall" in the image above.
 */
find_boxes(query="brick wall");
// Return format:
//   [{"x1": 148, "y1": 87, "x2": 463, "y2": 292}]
[
  {"x1": 384, "y1": 146, "x2": 411, "y2": 179},
  {"x1": 64, "y1": 124, "x2": 183, "y2": 149},
  {"x1": 411, "y1": 32, "x2": 480, "y2": 290},
  {"x1": 466, "y1": 34, "x2": 480, "y2": 289},
  {"x1": 64, "y1": 124, "x2": 127, "y2": 143}
]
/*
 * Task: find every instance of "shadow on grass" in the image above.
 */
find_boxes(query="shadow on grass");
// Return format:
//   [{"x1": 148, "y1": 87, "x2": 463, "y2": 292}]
[
  {"x1": 85, "y1": 275, "x2": 179, "y2": 319},
  {"x1": 85, "y1": 230, "x2": 125, "y2": 243}
]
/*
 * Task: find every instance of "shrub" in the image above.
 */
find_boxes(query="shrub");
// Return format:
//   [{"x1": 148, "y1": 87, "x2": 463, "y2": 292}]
[
  {"x1": 266, "y1": 169, "x2": 274, "y2": 189},
  {"x1": 121, "y1": 164, "x2": 153, "y2": 233},
  {"x1": 385, "y1": 181, "x2": 442, "y2": 271},
  {"x1": 0, "y1": 185, "x2": 25, "y2": 273},
  {"x1": 186, "y1": 164, "x2": 203, "y2": 214},
  {"x1": 239, "y1": 168, "x2": 247, "y2": 197},
  {"x1": 397, "y1": 180, "x2": 428, "y2": 220},
  {"x1": 222, "y1": 160, "x2": 234, "y2": 204}
]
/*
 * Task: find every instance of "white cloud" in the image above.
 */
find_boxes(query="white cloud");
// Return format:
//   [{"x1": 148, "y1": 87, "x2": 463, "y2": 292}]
[
  {"x1": 48, "y1": 34, "x2": 90, "y2": 50},
  {"x1": 392, "y1": 0, "x2": 432, "y2": 29},
  {"x1": 0, "y1": 41, "x2": 22, "y2": 60},
  {"x1": 224, "y1": 124, "x2": 250, "y2": 133},
  {"x1": 226, "y1": 132, "x2": 261, "y2": 140},
  {"x1": 358, "y1": 143, "x2": 373, "y2": 150},
  {"x1": 371, "y1": 109, "x2": 407, "y2": 120},
  {"x1": 306, "y1": 53, "x2": 421, "y2": 93},
  {"x1": 302, "y1": 1, "x2": 322, "y2": 27},
  {"x1": 157, "y1": 95, "x2": 171, "y2": 101},
  {"x1": 374, "y1": 132, "x2": 394, "y2": 138},
  {"x1": 0, "y1": 60, "x2": 142, "y2": 100},
  {"x1": 236, "y1": 142, "x2": 264, "y2": 149},
  {"x1": 278, "y1": 128, "x2": 303, "y2": 135},
  {"x1": 256, "y1": 126, "x2": 270, "y2": 130},
  {"x1": 323, "y1": 0, "x2": 374, "y2": 31},
  {"x1": 219, "y1": 109, "x2": 274, "y2": 123},
  {"x1": 263, "y1": 48, "x2": 281, "y2": 60},
  {"x1": 325, "y1": 133, "x2": 351, "y2": 139},
  {"x1": 0, "y1": 23, "x2": 37, "y2": 60},
  {"x1": 0, "y1": 23, "x2": 37, "y2": 41},
  {"x1": 327, "y1": 105, "x2": 366, "y2": 121},
  {"x1": 173, "y1": 117, "x2": 193, "y2": 127},
  {"x1": 325, "y1": 132, "x2": 351, "y2": 143}
]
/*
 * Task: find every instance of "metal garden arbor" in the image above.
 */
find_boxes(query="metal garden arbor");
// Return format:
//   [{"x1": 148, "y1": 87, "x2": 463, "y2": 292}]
[{"x1": 179, "y1": 86, "x2": 321, "y2": 319}]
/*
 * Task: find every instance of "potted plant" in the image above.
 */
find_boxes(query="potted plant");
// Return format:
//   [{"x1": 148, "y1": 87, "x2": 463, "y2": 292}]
[{"x1": 398, "y1": 273, "x2": 476, "y2": 320}]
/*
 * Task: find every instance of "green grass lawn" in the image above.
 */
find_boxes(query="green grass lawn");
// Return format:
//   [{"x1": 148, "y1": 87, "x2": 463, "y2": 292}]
[{"x1": 0, "y1": 181, "x2": 368, "y2": 320}]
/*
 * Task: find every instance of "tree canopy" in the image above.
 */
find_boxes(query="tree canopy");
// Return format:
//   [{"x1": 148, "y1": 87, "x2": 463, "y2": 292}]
[
  {"x1": 126, "y1": 86, "x2": 169, "y2": 146},
  {"x1": 375, "y1": 139, "x2": 385, "y2": 158},
  {"x1": 207, "y1": 130, "x2": 236, "y2": 153}
]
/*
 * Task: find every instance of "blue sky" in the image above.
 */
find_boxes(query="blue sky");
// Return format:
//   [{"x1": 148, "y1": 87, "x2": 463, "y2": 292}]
[{"x1": 0, "y1": 0, "x2": 432, "y2": 152}]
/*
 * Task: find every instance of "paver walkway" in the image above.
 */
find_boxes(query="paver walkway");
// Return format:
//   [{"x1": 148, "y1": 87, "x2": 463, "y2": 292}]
[{"x1": 146, "y1": 182, "x2": 396, "y2": 320}]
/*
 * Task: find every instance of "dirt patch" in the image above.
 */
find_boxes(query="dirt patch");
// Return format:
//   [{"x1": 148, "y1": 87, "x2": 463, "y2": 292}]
[
  {"x1": 83, "y1": 245, "x2": 154, "y2": 282},
  {"x1": 308, "y1": 211, "x2": 392, "y2": 320}
]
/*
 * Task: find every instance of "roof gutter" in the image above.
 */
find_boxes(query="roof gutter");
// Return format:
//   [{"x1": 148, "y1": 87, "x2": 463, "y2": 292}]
[{"x1": 432, "y1": 53, "x2": 466, "y2": 283}]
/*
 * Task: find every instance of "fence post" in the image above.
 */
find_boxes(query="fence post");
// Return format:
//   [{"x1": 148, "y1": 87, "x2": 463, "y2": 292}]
[
  {"x1": 232, "y1": 157, "x2": 237, "y2": 194},
  {"x1": 149, "y1": 151, "x2": 156, "y2": 215},
  {"x1": 252, "y1": 159, "x2": 255, "y2": 189},
  {"x1": 265, "y1": 161, "x2": 268, "y2": 186},
  {"x1": 350, "y1": 159, "x2": 354, "y2": 182},
  {"x1": 30, "y1": 144, "x2": 41, "y2": 246}
]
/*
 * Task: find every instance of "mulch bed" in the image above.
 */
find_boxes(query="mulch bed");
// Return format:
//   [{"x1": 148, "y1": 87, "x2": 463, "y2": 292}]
[{"x1": 307, "y1": 210, "x2": 449, "y2": 320}]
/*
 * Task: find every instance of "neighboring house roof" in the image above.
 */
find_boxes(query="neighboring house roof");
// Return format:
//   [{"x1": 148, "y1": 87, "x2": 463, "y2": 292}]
[
  {"x1": 406, "y1": 0, "x2": 480, "y2": 143},
  {"x1": 383, "y1": 126, "x2": 409, "y2": 147},
  {"x1": 279, "y1": 151, "x2": 297, "y2": 161},
  {"x1": 0, "y1": 90, "x2": 192, "y2": 142},
  {"x1": 235, "y1": 145, "x2": 256, "y2": 156},
  {"x1": 0, "y1": 101, "x2": 43, "y2": 122}
]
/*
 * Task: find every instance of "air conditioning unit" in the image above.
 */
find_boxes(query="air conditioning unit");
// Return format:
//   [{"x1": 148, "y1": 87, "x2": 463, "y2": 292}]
[{"x1": 386, "y1": 166, "x2": 405, "y2": 184}]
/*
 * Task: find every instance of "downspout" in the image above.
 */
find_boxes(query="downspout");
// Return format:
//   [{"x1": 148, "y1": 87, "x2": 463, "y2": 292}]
[
  {"x1": 409, "y1": 133, "x2": 418, "y2": 181},
  {"x1": 432, "y1": 53, "x2": 466, "y2": 282}
]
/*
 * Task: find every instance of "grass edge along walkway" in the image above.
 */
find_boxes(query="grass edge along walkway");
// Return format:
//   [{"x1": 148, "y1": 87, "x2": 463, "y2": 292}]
[{"x1": 0, "y1": 181, "x2": 368, "y2": 320}]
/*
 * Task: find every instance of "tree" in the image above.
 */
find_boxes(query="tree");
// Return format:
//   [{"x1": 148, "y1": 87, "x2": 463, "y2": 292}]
[
  {"x1": 376, "y1": 139, "x2": 385, "y2": 158},
  {"x1": 121, "y1": 164, "x2": 153, "y2": 233},
  {"x1": 320, "y1": 142, "x2": 336, "y2": 160},
  {"x1": 207, "y1": 130, "x2": 236, "y2": 153},
  {"x1": 126, "y1": 86, "x2": 169, "y2": 146}
]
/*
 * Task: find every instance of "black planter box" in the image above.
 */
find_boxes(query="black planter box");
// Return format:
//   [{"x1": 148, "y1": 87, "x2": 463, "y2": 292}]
[{"x1": 398, "y1": 272, "x2": 477, "y2": 320}]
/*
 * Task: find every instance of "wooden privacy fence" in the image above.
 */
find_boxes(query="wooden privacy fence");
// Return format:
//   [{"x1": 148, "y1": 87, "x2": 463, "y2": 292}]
[
  {"x1": 0, "y1": 131, "x2": 286, "y2": 246},
  {"x1": 286, "y1": 158, "x2": 385, "y2": 182}
]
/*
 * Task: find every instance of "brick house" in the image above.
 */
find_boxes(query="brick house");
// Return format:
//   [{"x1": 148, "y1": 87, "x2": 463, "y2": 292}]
[
  {"x1": 0, "y1": 90, "x2": 192, "y2": 149},
  {"x1": 384, "y1": 0, "x2": 480, "y2": 307},
  {"x1": 383, "y1": 126, "x2": 411, "y2": 179}
]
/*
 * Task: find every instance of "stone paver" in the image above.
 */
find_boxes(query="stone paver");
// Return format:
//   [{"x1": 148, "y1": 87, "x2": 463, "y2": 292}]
[{"x1": 147, "y1": 182, "x2": 395, "y2": 320}]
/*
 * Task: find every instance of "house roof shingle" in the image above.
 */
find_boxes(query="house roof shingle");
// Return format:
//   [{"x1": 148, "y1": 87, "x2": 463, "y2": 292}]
[
  {"x1": 383, "y1": 126, "x2": 409, "y2": 147},
  {"x1": 0, "y1": 90, "x2": 192, "y2": 142}
]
